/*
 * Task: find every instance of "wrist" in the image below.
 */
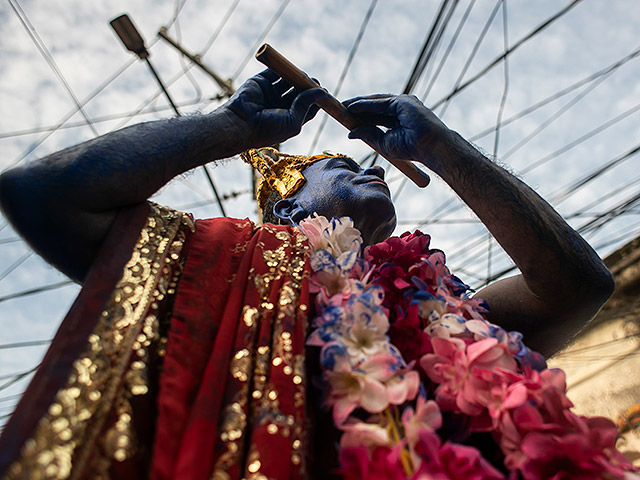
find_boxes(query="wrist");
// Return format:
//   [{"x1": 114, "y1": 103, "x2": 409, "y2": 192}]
[{"x1": 201, "y1": 107, "x2": 253, "y2": 160}]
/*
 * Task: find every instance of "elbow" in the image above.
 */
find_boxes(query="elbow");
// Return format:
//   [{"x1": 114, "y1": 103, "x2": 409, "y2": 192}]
[
  {"x1": 592, "y1": 265, "x2": 616, "y2": 306},
  {"x1": 575, "y1": 263, "x2": 615, "y2": 315},
  {"x1": 0, "y1": 167, "x2": 25, "y2": 224}
]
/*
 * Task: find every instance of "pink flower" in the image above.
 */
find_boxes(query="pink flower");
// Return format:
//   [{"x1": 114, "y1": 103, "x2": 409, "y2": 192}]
[
  {"x1": 420, "y1": 337, "x2": 517, "y2": 416},
  {"x1": 325, "y1": 351, "x2": 412, "y2": 424},
  {"x1": 518, "y1": 416, "x2": 635, "y2": 479},
  {"x1": 365, "y1": 231, "x2": 431, "y2": 268},
  {"x1": 340, "y1": 417, "x2": 391, "y2": 449},
  {"x1": 401, "y1": 396, "x2": 442, "y2": 449},
  {"x1": 413, "y1": 430, "x2": 505, "y2": 479}
]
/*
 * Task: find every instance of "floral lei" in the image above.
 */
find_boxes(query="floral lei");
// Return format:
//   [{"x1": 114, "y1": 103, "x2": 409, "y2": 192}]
[{"x1": 297, "y1": 214, "x2": 637, "y2": 480}]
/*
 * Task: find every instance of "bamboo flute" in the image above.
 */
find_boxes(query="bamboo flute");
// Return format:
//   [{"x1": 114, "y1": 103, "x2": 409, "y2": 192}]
[{"x1": 255, "y1": 43, "x2": 430, "y2": 188}]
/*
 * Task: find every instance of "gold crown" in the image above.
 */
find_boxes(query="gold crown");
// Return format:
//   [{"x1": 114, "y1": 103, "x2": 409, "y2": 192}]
[{"x1": 241, "y1": 147, "x2": 351, "y2": 209}]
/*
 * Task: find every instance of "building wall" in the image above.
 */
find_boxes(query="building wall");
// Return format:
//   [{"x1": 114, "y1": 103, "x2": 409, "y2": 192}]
[{"x1": 548, "y1": 236, "x2": 640, "y2": 465}]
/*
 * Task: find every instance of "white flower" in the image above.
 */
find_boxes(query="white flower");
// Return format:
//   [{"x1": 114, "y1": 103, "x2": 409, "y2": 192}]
[{"x1": 298, "y1": 213, "x2": 362, "y2": 257}]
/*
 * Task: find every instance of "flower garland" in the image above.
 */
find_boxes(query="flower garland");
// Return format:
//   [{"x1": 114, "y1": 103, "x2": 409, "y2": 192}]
[{"x1": 297, "y1": 214, "x2": 638, "y2": 480}]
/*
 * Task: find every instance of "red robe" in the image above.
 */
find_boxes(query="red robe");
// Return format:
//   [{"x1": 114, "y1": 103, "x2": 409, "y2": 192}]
[{"x1": 0, "y1": 203, "x2": 315, "y2": 480}]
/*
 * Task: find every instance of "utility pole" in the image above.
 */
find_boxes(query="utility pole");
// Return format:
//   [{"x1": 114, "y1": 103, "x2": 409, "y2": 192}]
[
  {"x1": 157, "y1": 27, "x2": 235, "y2": 99},
  {"x1": 109, "y1": 13, "x2": 227, "y2": 217}
]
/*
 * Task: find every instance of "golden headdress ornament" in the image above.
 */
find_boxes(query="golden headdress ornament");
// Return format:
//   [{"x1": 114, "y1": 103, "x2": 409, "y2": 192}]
[{"x1": 241, "y1": 147, "x2": 353, "y2": 209}]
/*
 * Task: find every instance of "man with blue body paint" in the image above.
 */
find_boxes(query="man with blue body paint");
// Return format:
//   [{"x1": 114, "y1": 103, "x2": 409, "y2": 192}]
[{"x1": 0, "y1": 69, "x2": 615, "y2": 478}]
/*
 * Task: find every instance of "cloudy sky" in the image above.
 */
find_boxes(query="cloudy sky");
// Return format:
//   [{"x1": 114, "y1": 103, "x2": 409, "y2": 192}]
[{"x1": 1, "y1": 0, "x2": 639, "y2": 426}]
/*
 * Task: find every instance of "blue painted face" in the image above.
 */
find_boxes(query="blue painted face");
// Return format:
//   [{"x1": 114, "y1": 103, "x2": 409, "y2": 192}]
[{"x1": 274, "y1": 157, "x2": 397, "y2": 245}]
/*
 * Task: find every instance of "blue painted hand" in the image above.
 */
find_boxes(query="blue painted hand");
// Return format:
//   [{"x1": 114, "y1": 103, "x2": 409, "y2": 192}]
[
  {"x1": 344, "y1": 94, "x2": 450, "y2": 169},
  {"x1": 225, "y1": 69, "x2": 328, "y2": 149}
]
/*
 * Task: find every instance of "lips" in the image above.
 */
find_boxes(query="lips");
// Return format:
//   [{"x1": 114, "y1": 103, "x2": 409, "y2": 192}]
[{"x1": 361, "y1": 178, "x2": 388, "y2": 187}]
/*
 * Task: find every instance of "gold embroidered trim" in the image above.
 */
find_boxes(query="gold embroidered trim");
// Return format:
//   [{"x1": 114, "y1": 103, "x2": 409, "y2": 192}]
[
  {"x1": 212, "y1": 226, "x2": 311, "y2": 480},
  {"x1": 4, "y1": 204, "x2": 194, "y2": 480}
]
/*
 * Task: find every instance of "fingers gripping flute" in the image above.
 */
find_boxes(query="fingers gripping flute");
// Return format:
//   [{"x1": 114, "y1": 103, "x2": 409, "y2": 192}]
[{"x1": 256, "y1": 44, "x2": 431, "y2": 188}]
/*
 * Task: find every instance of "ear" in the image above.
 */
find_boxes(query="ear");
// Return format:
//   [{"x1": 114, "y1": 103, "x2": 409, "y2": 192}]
[{"x1": 274, "y1": 198, "x2": 309, "y2": 225}]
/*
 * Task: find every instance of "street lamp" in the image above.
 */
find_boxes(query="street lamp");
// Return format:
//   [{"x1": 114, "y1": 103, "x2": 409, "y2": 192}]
[{"x1": 109, "y1": 13, "x2": 226, "y2": 216}]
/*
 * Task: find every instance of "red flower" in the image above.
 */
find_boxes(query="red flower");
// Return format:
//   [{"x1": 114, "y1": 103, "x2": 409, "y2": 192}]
[
  {"x1": 365, "y1": 231, "x2": 432, "y2": 268},
  {"x1": 338, "y1": 445, "x2": 408, "y2": 480},
  {"x1": 413, "y1": 430, "x2": 505, "y2": 479},
  {"x1": 388, "y1": 304, "x2": 434, "y2": 363}
]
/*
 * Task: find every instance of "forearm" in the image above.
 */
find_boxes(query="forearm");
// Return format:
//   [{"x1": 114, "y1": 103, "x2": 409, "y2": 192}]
[
  {"x1": 0, "y1": 108, "x2": 247, "y2": 281},
  {"x1": 344, "y1": 93, "x2": 614, "y2": 354},
  {"x1": 4, "y1": 109, "x2": 245, "y2": 211},
  {"x1": 431, "y1": 131, "x2": 614, "y2": 349}
]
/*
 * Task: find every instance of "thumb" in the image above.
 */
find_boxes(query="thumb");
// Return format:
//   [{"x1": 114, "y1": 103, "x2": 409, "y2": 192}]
[
  {"x1": 290, "y1": 88, "x2": 328, "y2": 124},
  {"x1": 348, "y1": 125, "x2": 384, "y2": 150}
]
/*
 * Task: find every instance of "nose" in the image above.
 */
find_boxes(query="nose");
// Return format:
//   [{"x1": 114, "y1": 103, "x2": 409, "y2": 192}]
[{"x1": 362, "y1": 165, "x2": 385, "y2": 180}]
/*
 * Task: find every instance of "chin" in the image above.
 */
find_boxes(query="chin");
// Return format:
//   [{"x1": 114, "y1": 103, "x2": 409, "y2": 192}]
[{"x1": 362, "y1": 214, "x2": 396, "y2": 246}]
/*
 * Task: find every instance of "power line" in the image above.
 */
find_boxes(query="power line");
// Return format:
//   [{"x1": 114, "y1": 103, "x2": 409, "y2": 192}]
[
  {"x1": 549, "y1": 144, "x2": 640, "y2": 204},
  {"x1": 0, "y1": 365, "x2": 39, "y2": 393},
  {"x1": 403, "y1": 0, "x2": 456, "y2": 94},
  {"x1": 468, "y1": 44, "x2": 640, "y2": 142},
  {"x1": 3, "y1": 57, "x2": 137, "y2": 172},
  {"x1": 230, "y1": 0, "x2": 293, "y2": 80},
  {"x1": 0, "y1": 340, "x2": 51, "y2": 350},
  {"x1": 477, "y1": 190, "x2": 640, "y2": 285},
  {"x1": 0, "y1": 251, "x2": 32, "y2": 283},
  {"x1": 500, "y1": 67, "x2": 615, "y2": 162},
  {"x1": 7, "y1": 0, "x2": 99, "y2": 136},
  {"x1": 0, "y1": 96, "x2": 216, "y2": 139},
  {"x1": 437, "y1": 0, "x2": 502, "y2": 117},
  {"x1": 200, "y1": 0, "x2": 242, "y2": 55},
  {"x1": 520, "y1": 100, "x2": 640, "y2": 174},
  {"x1": 0, "y1": 280, "x2": 75, "y2": 304},
  {"x1": 369, "y1": 0, "x2": 460, "y2": 175},
  {"x1": 421, "y1": 0, "x2": 478, "y2": 101},
  {"x1": 492, "y1": 0, "x2": 509, "y2": 160},
  {"x1": 307, "y1": 0, "x2": 379, "y2": 154},
  {"x1": 485, "y1": 0, "x2": 509, "y2": 285},
  {"x1": 413, "y1": 97, "x2": 640, "y2": 234},
  {"x1": 432, "y1": 0, "x2": 585, "y2": 110}
]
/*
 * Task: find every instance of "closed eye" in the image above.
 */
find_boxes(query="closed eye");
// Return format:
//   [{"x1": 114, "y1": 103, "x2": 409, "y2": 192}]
[{"x1": 326, "y1": 157, "x2": 360, "y2": 173}]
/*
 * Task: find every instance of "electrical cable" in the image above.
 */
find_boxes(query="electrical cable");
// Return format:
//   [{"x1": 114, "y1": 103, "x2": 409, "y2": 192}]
[
  {"x1": 403, "y1": 0, "x2": 453, "y2": 94},
  {"x1": 0, "y1": 340, "x2": 51, "y2": 350},
  {"x1": 501, "y1": 67, "x2": 614, "y2": 162},
  {"x1": 0, "y1": 251, "x2": 32, "y2": 283},
  {"x1": 368, "y1": 0, "x2": 459, "y2": 170},
  {"x1": 230, "y1": 0, "x2": 293, "y2": 80},
  {"x1": 0, "y1": 96, "x2": 218, "y2": 139},
  {"x1": 520, "y1": 100, "x2": 640, "y2": 174},
  {"x1": 413, "y1": 97, "x2": 640, "y2": 235},
  {"x1": 483, "y1": 0, "x2": 509, "y2": 285},
  {"x1": 172, "y1": 4, "x2": 205, "y2": 105},
  {"x1": 476, "y1": 190, "x2": 640, "y2": 285},
  {"x1": 200, "y1": 0, "x2": 242, "y2": 55},
  {"x1": 3, "y1": 56, "x2": 137, "y2": 171},
  {"x1": 7, "y1": 0, "x2": 99, "y2": 136},
  {"x1": 432, "y1": 0, "x2": 584, "y2": 110},
  {"x1": 421, "y1": 0, "x2": 477, "y2": 101},
  {"x1": 437, "y1": 0, "x2": 501, "y2": 117},
  {"x1": 0, "y1": 280, "x2": 75, "y2": 304},
  {"x1": 468, "y1": 45, "x2": 640, "y2": 142},
  {"x1": 0, "y1": 365, "x2": 40, "y2": 393},
  {"x1": 549, "y1": 144, "x2": 640, "y2": 205},
  {"x1": 307, "y1": 0, "x2": 379, "y2": 155}
]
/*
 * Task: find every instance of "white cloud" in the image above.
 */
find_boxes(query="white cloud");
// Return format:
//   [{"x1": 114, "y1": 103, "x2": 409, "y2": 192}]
[{"x1": 1, "y1": 0, "x2": 640, "y2": 426}]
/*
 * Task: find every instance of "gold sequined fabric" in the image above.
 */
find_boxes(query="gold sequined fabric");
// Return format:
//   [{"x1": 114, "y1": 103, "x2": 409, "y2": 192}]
[
  {"x1": 150, "y1": 218, "x2": 313, "y2": 480},
  {"x1": 3, "y1": 204, "x2": 194, "y2": 480}
]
